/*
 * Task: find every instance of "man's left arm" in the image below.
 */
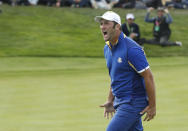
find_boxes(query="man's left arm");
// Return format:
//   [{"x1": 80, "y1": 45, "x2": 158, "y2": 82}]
[
  {"x1": 140, "y1": 68, "x2": 156, "y2": 121},
  {"x1": 164, "y1": 9, "x2": 173, "y2": 24},
  {"x1": 127, "y1": 47, "x2": 156, "y2": 121}
]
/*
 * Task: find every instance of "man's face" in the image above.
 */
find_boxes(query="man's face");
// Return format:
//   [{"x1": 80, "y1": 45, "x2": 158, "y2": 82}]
[
  {"x1": 127, "y1": 18, "x2": 133, "y2": 25},
  {"x1": 157, "y1": 10, "x2": 164, "y2": 18},
  {"x1": 100, "y1": 19, "x2": 116, "y2": 41}
]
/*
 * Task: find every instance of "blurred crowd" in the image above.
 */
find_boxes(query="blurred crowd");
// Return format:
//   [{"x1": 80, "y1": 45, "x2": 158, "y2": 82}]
[{"x1": 0, "y1": 0, "x2": 187, "y2": 9}]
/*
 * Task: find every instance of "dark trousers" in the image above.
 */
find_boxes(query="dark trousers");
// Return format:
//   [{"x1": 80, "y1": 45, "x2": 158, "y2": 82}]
[{"x1": 143, "y1": 35, "x2": 178, "y2": 47}]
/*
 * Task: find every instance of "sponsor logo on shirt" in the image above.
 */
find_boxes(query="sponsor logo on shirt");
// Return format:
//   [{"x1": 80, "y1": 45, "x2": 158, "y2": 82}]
[{"x1": 117, "y1": 57, "x2": 122, "y2": 63}]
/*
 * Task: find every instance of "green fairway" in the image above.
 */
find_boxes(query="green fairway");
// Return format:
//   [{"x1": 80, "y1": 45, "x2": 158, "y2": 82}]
[{"x1": 0, "y1": 57, "x2": 187, "y2": 131}]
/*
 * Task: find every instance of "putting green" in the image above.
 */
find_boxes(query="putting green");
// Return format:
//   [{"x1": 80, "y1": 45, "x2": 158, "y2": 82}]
[{"x1": 0, "y1": 57, "x2": 187, "y2": 131}]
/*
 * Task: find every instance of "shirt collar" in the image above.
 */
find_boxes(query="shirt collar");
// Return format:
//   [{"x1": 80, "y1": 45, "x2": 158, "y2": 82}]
[{"x1": 105, "y1": 32, "x2": 126, "y2": 49}]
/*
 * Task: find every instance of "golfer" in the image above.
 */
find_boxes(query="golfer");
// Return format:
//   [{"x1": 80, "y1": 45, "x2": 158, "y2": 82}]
[{"x1": 95, "y1": 11, "x2": 156, "y2": 131}]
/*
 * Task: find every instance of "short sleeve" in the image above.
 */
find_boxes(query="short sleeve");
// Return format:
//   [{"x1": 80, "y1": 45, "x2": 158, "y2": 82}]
[{"x1": 127, "y1": 47, "x2": 149, "y2": 73}]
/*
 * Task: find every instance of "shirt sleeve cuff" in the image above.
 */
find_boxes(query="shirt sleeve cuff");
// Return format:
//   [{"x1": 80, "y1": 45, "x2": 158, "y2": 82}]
[{"x1": 137, "y1": 66, "x2": 150, "y2": 73}]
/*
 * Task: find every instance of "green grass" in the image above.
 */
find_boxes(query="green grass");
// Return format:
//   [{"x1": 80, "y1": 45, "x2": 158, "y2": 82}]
[
  {"x1": 0, "y1": 57, "x2": 187, "y2": 131},
  {"x1": 0, "y1": 5, "x2": 188, "y2": 57}
]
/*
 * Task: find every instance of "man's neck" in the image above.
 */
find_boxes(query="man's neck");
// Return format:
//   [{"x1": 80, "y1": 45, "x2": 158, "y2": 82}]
[{"x1": 110, "y1": 31, "x2": 121, "y2": 46}]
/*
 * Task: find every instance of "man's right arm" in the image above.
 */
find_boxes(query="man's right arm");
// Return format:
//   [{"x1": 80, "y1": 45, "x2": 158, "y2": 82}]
[
  {"x1": 145, "y1": 7, "x2": 155, "y2": 23},
  {"x1": 100, "y1": 87, "x2": 115, "y2": 119},
  {"x1": 108, "y1": 87, "x2": 114, "y2": 103}
]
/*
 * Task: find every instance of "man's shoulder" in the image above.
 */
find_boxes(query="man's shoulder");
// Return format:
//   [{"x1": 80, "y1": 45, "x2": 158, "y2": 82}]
[
  {"x1": 104, "y1": 43, "x2": 109, "y2": 49},
  {"x1": 121, "y1": 23, "x2": 127, "y2": 28},
  {"x1": 131, "y1": 23, "x2": 139, "y2": 28},
  {"x1": 124, "y1": 37, "x2": 141, "y2": 49},
  {"x1": 104, "y1": 41, "x2": 111, "y2": 51},
  {"x1": 122, "y1": 23, "x2": 127, "y2": 26}
]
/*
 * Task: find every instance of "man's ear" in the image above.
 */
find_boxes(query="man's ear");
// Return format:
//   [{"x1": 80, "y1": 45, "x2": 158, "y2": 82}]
[{"x1": 116, "y1": 24, "x2": 121, "y2": 30}]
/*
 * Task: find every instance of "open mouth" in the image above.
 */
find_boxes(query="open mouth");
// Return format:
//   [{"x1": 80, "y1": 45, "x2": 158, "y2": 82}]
[{"x1": 103, "y1": 31, "x2": 107, "y2": 36}]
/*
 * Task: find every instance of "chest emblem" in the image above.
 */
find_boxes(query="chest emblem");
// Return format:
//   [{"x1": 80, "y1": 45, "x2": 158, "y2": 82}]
[{"x1": 117, "y1": 57, "x2": 122, "y2": 63}]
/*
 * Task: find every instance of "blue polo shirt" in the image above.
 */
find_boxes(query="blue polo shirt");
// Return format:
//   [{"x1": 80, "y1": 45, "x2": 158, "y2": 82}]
[{"x1": 104, "y1": 32, "x2": 149, "y2": 108}]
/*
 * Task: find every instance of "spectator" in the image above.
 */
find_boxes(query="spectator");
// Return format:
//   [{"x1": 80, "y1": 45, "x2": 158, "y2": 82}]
[
  {"x1": 182, "y1": 0, "x2": 188, "y2": 8},
  {"x1": 90, "y1": 0, "x2": 119, "y2": 9},
  {"x1": 71, "y1": 0, "x2": 90, "y2": 7},
  {"x1": 31, "y1": 0, "x2": 72, "y2": 7},
  {"x1": 144, "y1": 7, "x2": 182, "y2": 46},
  {"x1": 121, "y1": 13, "x2": 142, "y2": 45},
  {"x1": 90, "y1": 0, "x2": 110, "y2": 9},
  {"x1": 37, "y1": 0, "x2": 57, "y2": 6},
  {"x1": 122, "y1": 0, "x2": 136, "y2": 8},
  {"x1": 5, "y1": 0, "x2": 30, "y2": 6},
  {"x1": 135, "y1": 0, "x2": 147, "y2": 9},
  {"x1": 10, "y1": 0, "x2": 19, "y2": 6},
  {"x1": 56, "y1": 0, "x2": 61, "y2": 7},
  {"x1": 46, "y1": 0, "x2": 57, "y2": 6},
  {"x1": 165, "y1": 0, "x2": 188, "y2": 9},
  {"x1": 55, "y1": 0, "x2": 68, "y2": 7},
  {"x1": 28, "y1": 0, "x2": 39, "y2": 5},
  {"x1": 161, "y1": 0, "x2": 172, "y2": 6},
  {"x1": 144, "y1": 0, "x2": 162, "y2": 8},
  {"x1": 61, "y1": 0, "x2": 74, "y2": 7}
]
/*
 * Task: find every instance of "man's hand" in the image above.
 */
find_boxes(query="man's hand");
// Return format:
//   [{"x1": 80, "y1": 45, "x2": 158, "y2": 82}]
[
  {"x1": 140, "y1": 105, "x2": 156, "y2": 121},
  {"x1": 147, "y1": 7, "x2": 154, "y2": 12},
  {"x1": 129, "y1": 33, "x2": 137, "y2": 39},
  {"x1": 100, "y1": 101, "x2": 115, "y2": 119},
  {"x1": 164, "y1": 8, "x2": 169, "y2": 14}
]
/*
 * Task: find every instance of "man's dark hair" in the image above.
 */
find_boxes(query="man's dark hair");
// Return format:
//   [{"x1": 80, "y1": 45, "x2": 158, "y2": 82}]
[{"x1": 113, "y1": 22, "x2": 122, "y2": 30}]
